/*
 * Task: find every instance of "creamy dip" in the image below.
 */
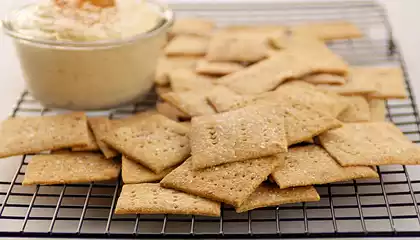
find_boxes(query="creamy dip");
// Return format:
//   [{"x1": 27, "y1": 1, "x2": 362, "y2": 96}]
[{"x1": 4, "y1": 0, "x2": 171, "y2": 110}]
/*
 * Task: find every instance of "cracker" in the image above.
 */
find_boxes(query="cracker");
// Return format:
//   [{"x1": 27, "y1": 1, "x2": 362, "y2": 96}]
[
  {"x1": 369, "y1": 99, "x2": 387, "y2": 121},
  {"x1": 22, "y1": 152, "x2": 120, "y2": 185},
  {"x1": 290, "y1": 21, "x2": 363, "y2": 41},
  {"x1": 303, "y1": 73, "x2": 347, "y2": 85},
  {"x1": 218, "y1": 51, "x2": 312, "y2": 94},
  {"x1": 88, "y1": 117, "x2": 119, "y2": 159},
  {"x1": 271, "y1": 145, "x2": 379, "y2": 189},
  {"x1": 103, "y1": 114, "x2": 190, "y2": 173},
  {"x1": 161, "y1": 155, "x2": 282, "y2": 207},
  {"x1": 337, "y1": 96, "x2": 370, "y2": 122},
  {"x1": 170, "y1": 18, "x2": 215, "y2": 37},
  {"x1": 115, "y1": 183, "x2": 220, "y2": 216},
  {"x1": 236, "y1": 184, "x2": 320, "y2": 213},
  {"x1": 164, "y1": 35, "x2": 209, "y2": 56},
  {"x1": 0, "y1": 112, "x2": 90, "y2": 158},
  {"x1": 156, "y1": 86, "x2": 172, "y2": 98},
  {"x1": 155, "y1": 56, "x2": 199, "y2": 85},
  {"x1": 195, "y1": 59, "x2": 245, "y2": 76},
  {"x1": 168, "y1": 68, "x2": 215, "y2": 92},
  {"x1": 318, "y1": 122, "x2": 420, "y2": 166},
  {"x1": 206, "y1": 32, "x2": 269, "y2": 62},
  {"x1": 273, "y1": 81, "x2": 348, "y2": 117},
  {"x1": 206, "y1": 86, "x2": 256, "y2": 113},
  {"x1": 223, "y1": 25, "x2": 286, "y2": 35},
  {"x1": 190, "y1": 104, "x2": 287, "y2": 169},
  {"x1": 160, "y1": 91, "x2": 216, "y2": 117},
  {"x1": 122, "y1": 156, "x2": 174, "y2": 184},
  {"x1": 353, "y1": 67, "x2": 407, "y2": 99},
  {"x1": 156, "y1": 101, "x2": 191, "y2": 121},
  {"x1": 71, "y1": 125, "x2": 100, "y2": 152}
]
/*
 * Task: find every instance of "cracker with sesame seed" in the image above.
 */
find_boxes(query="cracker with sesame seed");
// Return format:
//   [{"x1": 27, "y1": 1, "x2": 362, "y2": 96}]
[
  {"x1": 160, "y1": 91, "x2": 216, "y2": 117},
  {"x1": 115, "y1": 183, "x2": 220, "y2": 216},
  {"x1": 103, "y1": 114, "x2": 190, "y2": 173},
  {"x1": 368, "y1": 99, "x2": 387, "y2": 121},
  {"x1": 22, "y1": 152, "x2": 120, "y2": 185},
  {"x1": 88, "y1": 117, "x2": 119, "y2": 159},
  {"x1": 337, "y1": 96, "x2": 370, "y2": 122},
  {"x1": 71, "y1": 124, "x2": 100, "y2": 152},
  {"x1": 271, "y1": 145, "x2": 378, "y2": 189},
  {"x1": 0, "y1": 112, "x2": 90, "y2": 158},
  {"x1": 122, "y1": 156, "x2": 175, "y2": 184},
  {"x1": 156, "y1": 101, "x2": 191, "y2": 121},
  {"x1": 318, "y1": 122, "x2": 420, "y2": 166},
  {"x1": 290, "y1": 21, "x2": 363, "y2": 41},
  {"x1": 206, "y1": 86, "x2": 257, "y2": 113},
  {"x1": 358, "y1": 67, "x2": 407, "y2": 99},
  {"x1": 155, "y1": 56, "x2": 199, "y2": 85},
  {"x1": 165, "y1": 35, "x2": 209, "y2": 56},
  {"x1": 195, "y1": 59, "x2": 245, "y2": 76},
  {"x1": 190, "y1": 104, "x2": 287, "y2": 169},
  {"x1": 236, "y1": 184, "x2": 320, "y2": 213},
  {"x1": 170, "y1": 18, "x2": 215, "y2": 37},
  {"x1": 160, "y1": 155, "x2": 282, "y2": 207},
  {"x1": 169, "y1": 68, "x2": 215, "y2": 92},
  {"x1": 303, "y1": 73, "x2": 347, "y2": 85}
]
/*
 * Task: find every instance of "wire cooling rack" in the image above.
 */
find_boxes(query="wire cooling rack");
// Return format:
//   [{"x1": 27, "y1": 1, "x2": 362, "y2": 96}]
[{"x1": 1, "y1": 0, "x2": 420, "y2": 238}]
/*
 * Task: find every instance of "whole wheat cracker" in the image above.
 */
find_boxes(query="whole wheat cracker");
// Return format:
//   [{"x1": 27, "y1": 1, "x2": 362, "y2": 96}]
[
  {"x1": 168, "y1": 68, "x2": 215, "y2": 92},
  {"x1": 206, "y1": 85, "x2": 257, "y2": 113},
  {"x1": 271, "y1": 145, "x2": 379, "y2": 189},
  {"x1": 170, "y1": 18, "x2": 215, "y2": 37},
  {"x1": 303, "y1": 73, "x2": 347, "y2": 85},
  {"x1": 156, "y1": 101, "x2": 191, "y2": 121},
  {"x1": 190, "y1": 104, "x2": 287, "y2": 169},
  {"x1": 154, "y1": 56, "x2": 200, "y2": 85},
  {"x1": 165, "y1": 35, "x2": 209, "y2": 57},
  {"x1": 122, "y1": 156, "x2": 174, "y2": 184},
  {"x1": 195, "y1": 59, "x2": 245, "y2": 76},
  {"x1": 236, "y1": 184, "x2": 320, "y2": 213},
  {"x1": 290, "y1": 21, "x2": 363, "y2": 41},
  {"x1": 368, "y1": 99, "x2": 387, "y2": 121},
  {"x1": 103, "y1": 114, "x2": 190, "y2": 173},
  {"x1": 318, "y1": 122, "x2": 420, "y2": 166},
  {"x1": 0, "y1": 112, "x2": 90, "y2": 158},
  {"x1": 88, "y1": 117, "x2": 119, "y2": 159},
  {"x1": 160, "y1": 91, "x2": 216, "y2": 117},
  {"x1": 337, "y1": 96, "x2": 370, "y2": 122},
  {"x1": 72, "y1": 125, "x2": 100, "y2": 152},
  {"x1": 156, "y1": 86, "x2": 172, "y2": 98},
  {"x1": 22, "y1": 152, "x2": 120, "y2": 185},
  {"x1": 160, "y1": 155, "x2": 282, "y2": 207},
  {"x1": 115, "y1": 183, "x2": 220, "y2": 216}
]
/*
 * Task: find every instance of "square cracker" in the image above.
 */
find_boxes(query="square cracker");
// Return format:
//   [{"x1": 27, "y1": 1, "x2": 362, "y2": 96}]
[
  {"x1": 115, "y1": 183, "x2": 220, "y2": 216},
  {"x1": 22, "y1": 152, "x2": 120, "y2": 185},
  {"x1": 122, "y1": 156, "x2": 174, "y2": 184},
  {"x1": 88, "y1": 117, "x2": 119, "y2": 159},
  {"x1": 290, "y1": 21, "x2": 363, "y2": 41},
  {"x1": 236, "y1": 184, "x2": 320, "y2": 213},
  {"x1": 0, "y1": 112, "x2": 90, "y2": 158},
  {"x1": 156, "y1": 101, "x2": 191, "y2": 121},
  {"x1": 72, "y1": 125, "x2": 100, "y2": 152},
  {"x1": 168, "y1": 68, "x2": 215, "y2": 92},
  {"x1": 271, "y1": 145, "x2": 379, "y2": 189},
  {"x1": 164, "y1": 35, "x2": 209, "y2": 56},
  {"x1": 318, "y1": 122, "x2": 420, "y2": 166},
  {"x1": 273, "y1": 81, "x2": 348, "y2": 117},
  {"x1": 190, "y1": 104, "x2": 287, "y2": 169},
  {"x1": 170, "y1": 18, "x2": 215, "y2": 37},
  {"x1": 206, "y1": 32, "x2": 269, "y2": 62},
  {"x1": 195, "y1": 59, "x2": 245, "y2": 76},
  {"x1": 161, "y1": 155, "x2": 282, "y2": 207},
  {"x1": 154, "y1": 56, "x2": 199, "y2": 85},
  {"x1": 337, "y1": 96, "x2": 370, "y2": 122},
  {"x1": 161, "y1": 91, "x2": 216, "y2": 117},
  {"x1": 369, "y1": 99, "x2": 387, "y2": 121},
  {"x1": 206, "y1": 86, "x2": 256, "y2": 113},
  {"x1": 303, "y1": 73, "x2": 347, "y2": 85},
  {"x1": 103, "y1": 114, "x2": 190, "y2": 173},
  {"x1": 218, "y1": 51, "x2": 313, "y2": 94}
]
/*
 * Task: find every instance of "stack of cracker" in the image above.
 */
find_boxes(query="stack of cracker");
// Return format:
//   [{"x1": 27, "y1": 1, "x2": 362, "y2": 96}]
[{"x1": 0, "y1": 18, "x2": 417, "y2": 218}]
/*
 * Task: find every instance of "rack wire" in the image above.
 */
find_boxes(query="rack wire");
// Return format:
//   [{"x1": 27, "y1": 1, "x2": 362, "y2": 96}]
[{"x1": 1, "y1": 0, "x2": 420, "y2": 238}]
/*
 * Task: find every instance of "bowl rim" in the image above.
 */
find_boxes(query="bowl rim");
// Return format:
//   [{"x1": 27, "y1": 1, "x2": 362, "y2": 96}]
[{"x1": 2, "y1": 0, "x2": 174, "y2": 48}]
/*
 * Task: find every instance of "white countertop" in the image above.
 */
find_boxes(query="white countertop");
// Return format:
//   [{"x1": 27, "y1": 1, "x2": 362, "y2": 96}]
[{"x1": 1, "y1": 0, "x2": 420, "y2": 239}]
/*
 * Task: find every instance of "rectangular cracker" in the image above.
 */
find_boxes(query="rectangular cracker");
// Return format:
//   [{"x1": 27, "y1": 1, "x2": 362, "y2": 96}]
[
  {"x1": 206, "y1": 85, "x2": 256, "y2": 113},
  {"x1": 236, "y1": 184, "x2": 320, "y2": 213},
  {"x1": 218, "y1": 51, "x2": 313, "y2": 94},
  {"x1": 290, "y1": 21, "x2": 363, "y2": 41},
  {"x1": 318, "y1": 122, "x2": 420, "y2": 166},
  {"x1": 160, "y1": 91, "x2": 216, "y2": 117},
  {"x1": 274, "y1": 81, "x2": 348, "y2": 117},
  {"x1": 122, "y1": 156, "x2": 174, "y2": 184},
  {"x1": 164, "y1": 35, "x2": 209, "y2": 56},
  {"x1": 195, "y1": 59, "x2": 245, "y2": 76},
  {"x1": 72, "y1": 125, "x2": 100, "y2": 152},
  {"x1": 190, "y1": 104, "x2": 287, "y2": 169},
  {"x1": 206, "y1": 32, "x2": 269, "y2": 62},
  {"x1": 103, "y1": 114, "x2": 190, "y2": 173},
  {"x1": 170, "y1": 18, "x2": 215, "y2": 37},
  {"x1": 88, "y1": 117, "x2": 119, "y2": 159},
  {"x1": 337, "y1": 96, "x2": 370, "y2": 122},
  {"x1": 168, "y1": 68, "x2": 215, "y2": 92},
  {"x1": 0, "y1": 112, "x2": 90, "y2": 158},
  {"x1": 369, "y1": 99, "x2": 387, "y2": 121},
  {"x1": 156, "y1": 101, "x2": 191, "y2": 121},
  {"x1": 154, "y1": 56, "x2": 199, "y2": 85},
  {"x1": 115, "y1": 183, "x2": 220, "y2": 216},
  {"x1": 271, "y1": 145, "x2": 379, "y2": 189},
  {"x1": 161, "y1": 155, "x2": 282, "y2": 207},
  {"x1": 22, "y1": 152, "x2": 120, "y2": 185},
  {"x1": 303, "y1": 73, "x2": 347, "y2": 85}
]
